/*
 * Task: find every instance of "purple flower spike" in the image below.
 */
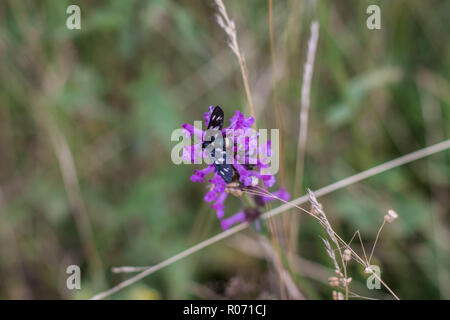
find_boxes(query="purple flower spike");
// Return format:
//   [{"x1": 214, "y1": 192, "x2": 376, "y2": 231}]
[
  {"x1": 228, "y1": 110, "x2": 255, "y2": 130},
  {"x1": 183, "y1": 106, "x2": 289, "y2": 230},
  {"x1": 233, "y1": 163, "x2": 254, "y2": 186},
  {"x1": 204, "y1": 174, "x2": 227, "y2": 202},
  {"x1": 260, "y1": 174, "x2": 276, "y2": 187}
]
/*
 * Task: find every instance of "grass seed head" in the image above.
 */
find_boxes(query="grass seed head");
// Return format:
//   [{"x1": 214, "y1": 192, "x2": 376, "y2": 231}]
[{"x1": 384, "y1": 209, "x2": 399, "y2": 223}]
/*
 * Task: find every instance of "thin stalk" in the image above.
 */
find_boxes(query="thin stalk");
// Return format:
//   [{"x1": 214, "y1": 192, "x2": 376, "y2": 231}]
[{"x1": 91, "y1": 140, "x2": 450, "y2": 299}]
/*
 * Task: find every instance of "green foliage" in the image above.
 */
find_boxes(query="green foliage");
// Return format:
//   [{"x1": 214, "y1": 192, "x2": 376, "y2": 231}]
[{"x1": 0, "y1": 0, "x2": 448, "y2": 299}]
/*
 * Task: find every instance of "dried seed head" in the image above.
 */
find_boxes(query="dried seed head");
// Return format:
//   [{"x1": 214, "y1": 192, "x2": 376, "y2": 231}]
[
  {"x1": 343, "y1": 248, "x2": 352, "y2": 262},
  {"x1": 340, "y1": 277, "x2": 352, "y2": 286},
  {"x1": 226, "y1": 182, "x2": 240, "y2": 188},
  {"x1": 225, "y1": 182, "x2": 243, "y2": 197},
  {"x1": 230, "y1": 188, "x2": 243, "y2": 197},
  {"x1": 307, "y1": 189, "x2": 324, "y2": 215},
  {"x1": 334, "y1": 269, "x2": 344, "y2": 277},
  {"x1": 311, "y1": 205, "x2": 319, "y2": 216},
  {"x1": 332, "y1": 290, "x2": 344, "y2": 300},
  {"x1": 328, "y1": 276, "x2": 340, "y2": 287},
  {"x1": 384, "y1": 209, "x2": 398, "y2": 223}
]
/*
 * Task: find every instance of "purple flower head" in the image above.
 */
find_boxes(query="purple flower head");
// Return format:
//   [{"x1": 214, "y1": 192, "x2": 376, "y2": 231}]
[
  {"x1": 190, "y1": 165, "x2": 214, "y2": 182},
  {"x1": 228, "y1": 110, "x2": 255, "y2": 130},
  {"x1": 183, "y1": 106, "x2": 290, "y2": 230}
]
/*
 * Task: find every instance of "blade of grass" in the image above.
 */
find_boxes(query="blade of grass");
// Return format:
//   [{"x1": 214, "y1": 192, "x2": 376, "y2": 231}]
[{"x1": 290, "y1": 20, "x2": 320, "y2": 258}]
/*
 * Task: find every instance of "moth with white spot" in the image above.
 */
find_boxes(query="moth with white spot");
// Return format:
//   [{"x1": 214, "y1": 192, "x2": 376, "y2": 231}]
[{"x1": 202, "y1": 106, "x2": 234, "y2": 183}]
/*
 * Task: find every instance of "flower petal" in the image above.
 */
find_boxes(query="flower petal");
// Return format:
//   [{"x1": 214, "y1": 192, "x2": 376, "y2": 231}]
[
  {"x1": 204, "y1": 105, "x2": 215, "y2": 126},
  {"x1": 211, "y1": 192, "x2": 228, "y2": 219},
  {"x1": 182, "y1": 123, "x2": 204, "y2": 139},
  {"x1": 220, "y1": 211, "x2": 246, "y2": 230},
  {"x1": 261, "y1": 187, "x2": 290, "y2": 202},
  {"x1": 190, "y1": 165, "x2": 214, "y2": 182},
  {"x1": 227, "y1": 110, "x2": 255, "y2": 130},
  {"x1": 234, "y1": 163, "x2": 253, "y2": 186},
  {"x1": 183, "y1": 143, "x2": 203, "y2": 164}
]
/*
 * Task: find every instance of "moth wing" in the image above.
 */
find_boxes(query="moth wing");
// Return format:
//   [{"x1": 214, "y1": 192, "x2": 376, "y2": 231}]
[
  {"x1": 207, "y1": 106, "x2": 224, "y2": 131},
  {"x1": 214, "y1": 163, "x2": 234, "y2": 183},
  {"x1": 212, "y1": 148, "x2": 233, "y2": 183}
]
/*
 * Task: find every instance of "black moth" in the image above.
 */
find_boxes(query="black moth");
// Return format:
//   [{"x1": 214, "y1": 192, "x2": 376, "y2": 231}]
[{"x1": 202, "y1": 106, "x2": 234, "y2": 183}]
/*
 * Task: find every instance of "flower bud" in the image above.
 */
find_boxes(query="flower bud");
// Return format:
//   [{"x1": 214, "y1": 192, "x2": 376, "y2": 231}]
[
  {"x1": 328, "y1": 276, "x2": 340, "y2": 287},
  {"x1": 384, "y1": 209, "x2": 398, "y2": 223},
  {"x1": 343, "y1": 249, "x2": 352, "y2": 262}
]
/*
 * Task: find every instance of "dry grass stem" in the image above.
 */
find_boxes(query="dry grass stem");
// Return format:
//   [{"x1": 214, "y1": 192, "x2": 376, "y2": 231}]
[
  {"x1": 92, "y1": 140, "x2": 449, "y2": 299},
  {"x1": 290, "y1": 20, "x2": 320, "y2": 256},
  {"x1": 215, "y1": 0, "x2": 255, "y2": 119}
]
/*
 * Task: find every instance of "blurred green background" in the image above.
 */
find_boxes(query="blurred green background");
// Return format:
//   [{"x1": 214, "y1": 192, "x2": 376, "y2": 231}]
[{"x1": 0, "y1": 0, "x2": 449, "y2": 299}]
